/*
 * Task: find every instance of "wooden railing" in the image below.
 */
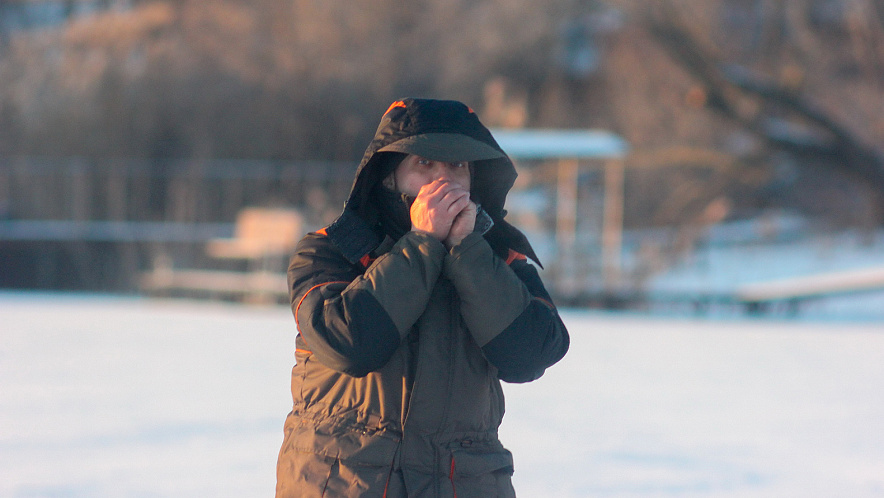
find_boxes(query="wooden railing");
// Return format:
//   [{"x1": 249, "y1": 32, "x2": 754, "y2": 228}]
[{"x1": 0, "y1": 157, "x2": 354, "y2": 292}]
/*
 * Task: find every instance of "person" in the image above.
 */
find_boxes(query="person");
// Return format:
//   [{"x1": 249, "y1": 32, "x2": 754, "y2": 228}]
[{"x1": 276, "y1": 98, "x2": 570, "y2": 497}]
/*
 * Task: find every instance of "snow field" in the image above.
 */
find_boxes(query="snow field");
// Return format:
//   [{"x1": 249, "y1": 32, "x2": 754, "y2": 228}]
[{"x1": 1, "y1": 294, "x2": 882, "y2": 497}]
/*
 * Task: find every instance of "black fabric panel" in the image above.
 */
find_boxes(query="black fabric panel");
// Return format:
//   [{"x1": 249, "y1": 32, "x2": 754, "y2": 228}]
[
  {"x1": 479, "y1": 257, "x2": 569, "y2": 383},
  {"x1": 303, "y1": 286, "x2": 402, "y2": 378},
  {"x1": 325, "y1": 210, "x2": 382, "y2": 264},
  {"x1": 508, "y1": 258, "x2": 554, "y2": 301},
  {"x1": 481, "y1": 299, "x2": 570, "y2": 383}
]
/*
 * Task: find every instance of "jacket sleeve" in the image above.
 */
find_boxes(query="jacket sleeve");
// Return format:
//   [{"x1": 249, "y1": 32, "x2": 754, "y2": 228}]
[
  {"x1": 443, "y1": 232, "x2": 570, "y2": 383},
  {"x1": 289, "y1": 231, "x2": 446, "y2": 377}
]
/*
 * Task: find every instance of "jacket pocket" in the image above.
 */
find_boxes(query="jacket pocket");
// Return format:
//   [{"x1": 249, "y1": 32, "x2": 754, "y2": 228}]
[
  {"x1": 277, "y1": 454, "x2": 392, "y2": 498},
  {"x1": 293, "y1": 419, "x2": 400, "y2": 466},
  {"x1": 447, "y1": 440, "x2": 516, "y2": 498},
  {"x1": 277, "y1": 421, "x2": 400, "y2": 498}
]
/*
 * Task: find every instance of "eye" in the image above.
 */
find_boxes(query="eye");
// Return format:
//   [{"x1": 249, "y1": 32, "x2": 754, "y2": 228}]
[
  {"x1": 451, "y1": 162, "x2": 468, "y2": 168},
  {"x1": 416, "y1": 158, "x2": 431, "y2": 166}
]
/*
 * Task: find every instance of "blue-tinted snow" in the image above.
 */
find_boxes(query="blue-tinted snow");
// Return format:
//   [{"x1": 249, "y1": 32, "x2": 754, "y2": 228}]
[{"x1": 1, "y1": 293, "x2": 882, "y2": 497}]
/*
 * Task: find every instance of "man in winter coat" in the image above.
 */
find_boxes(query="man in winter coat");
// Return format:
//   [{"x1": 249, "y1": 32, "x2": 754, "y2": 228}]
[{"x1": 276, "y1": 98, "x2": 569, "y2": 497}]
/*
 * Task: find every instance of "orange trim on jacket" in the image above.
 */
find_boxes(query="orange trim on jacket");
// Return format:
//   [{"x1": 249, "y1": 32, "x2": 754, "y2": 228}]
[
  {"x1": 384, "y1": 100, "x2": 407, "y2": 115},
  {"x1": 294, "y1": 281, "x2": 349, "y2": 331},
  {"x1": 359, "y1": 254, "x2": 376, "y2": 268},
  {"x1": 505, "y1": 249, "x2": 528, "y2": 265}
]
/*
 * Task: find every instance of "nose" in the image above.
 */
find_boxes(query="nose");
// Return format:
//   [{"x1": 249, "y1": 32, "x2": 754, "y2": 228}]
[
  {"x1": 434, "y1": 165, "x2": 451, "y2": 181},
  {"x1": 432, "y1": 162, "x2": 457, "y2": 183}
]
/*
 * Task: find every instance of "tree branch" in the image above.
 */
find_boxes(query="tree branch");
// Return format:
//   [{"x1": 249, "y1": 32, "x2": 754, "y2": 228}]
[{"x1": 646, "y1": 2, "x2": 884, "y2": 221}]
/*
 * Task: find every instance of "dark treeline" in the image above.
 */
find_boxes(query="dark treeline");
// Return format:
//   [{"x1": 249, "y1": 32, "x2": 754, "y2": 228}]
[{"x1": 2, "y1": 0, "x2": 884, "y2": 229}]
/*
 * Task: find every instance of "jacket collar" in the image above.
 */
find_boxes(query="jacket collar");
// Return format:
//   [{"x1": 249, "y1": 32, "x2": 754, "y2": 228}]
[{"x1": 325, "y1": 209, "x2": 383, "y2": 264}]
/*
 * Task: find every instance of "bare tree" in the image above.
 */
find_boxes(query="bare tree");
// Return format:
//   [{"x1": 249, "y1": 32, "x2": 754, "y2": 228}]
[
  {"x1": 3, "y1": 0, "x2": 883, "y2": 230},
  {"x1": 642, "y1": 0, "x2": 884, "y2": 225}
]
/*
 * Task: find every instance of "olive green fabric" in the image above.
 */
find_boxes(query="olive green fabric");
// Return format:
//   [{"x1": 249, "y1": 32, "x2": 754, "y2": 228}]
[
  {"x1": 277, "y1": 231, "x2": 523, "y2": 497},
  {"x1": 358, "y1": 232, "x2": 447, "y2": 336},
  {"x1": 445, "y1": 232, "x2": 532, "y2": 346},
  {"x1": 277, "y1": 99, "x2": 568, "y2": 497}
]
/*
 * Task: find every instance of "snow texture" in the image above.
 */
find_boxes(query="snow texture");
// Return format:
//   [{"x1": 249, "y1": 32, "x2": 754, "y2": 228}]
[{"x1": 1, "y1": 292, "x2": 883, "y2": 497}]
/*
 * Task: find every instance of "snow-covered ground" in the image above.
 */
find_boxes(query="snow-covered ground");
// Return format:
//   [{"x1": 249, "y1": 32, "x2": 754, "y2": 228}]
[
  {"x1": 645, "y1": 227, "x2": 884, "y2": 320},
  {"x1": 649, "y1": 228, "x2": 884, "y2": 292},
  {"x1": 2, "y1": 292, "x2": 883, "y2": 497}
]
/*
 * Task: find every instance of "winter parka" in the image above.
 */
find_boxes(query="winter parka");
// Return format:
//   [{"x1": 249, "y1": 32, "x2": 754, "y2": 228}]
[{"x1": 276, "y1": 98, "x2": 569, "y2": 497}]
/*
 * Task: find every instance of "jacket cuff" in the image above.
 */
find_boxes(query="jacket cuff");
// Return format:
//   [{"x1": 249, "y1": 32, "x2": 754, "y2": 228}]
[
  {"x1": 444, "y1": 233, "x2": 531, "y2": 346},
  {"x1": 360, "y1": 231, "x2": 446, "y2": 336}
]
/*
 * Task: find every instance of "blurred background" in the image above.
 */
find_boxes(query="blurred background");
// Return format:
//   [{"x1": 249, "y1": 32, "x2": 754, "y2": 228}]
[
  {"x1": 2, "y1": 0, "x2": 884, "y2": 317},
  {"x1": 3, "y1": 3, "x2": 884, "y2": 497}
]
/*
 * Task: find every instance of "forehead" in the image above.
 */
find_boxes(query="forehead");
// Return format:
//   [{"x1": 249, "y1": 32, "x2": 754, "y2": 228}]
[{"x1": 402, "y1": 154, "x2": 468, "y2": 165}]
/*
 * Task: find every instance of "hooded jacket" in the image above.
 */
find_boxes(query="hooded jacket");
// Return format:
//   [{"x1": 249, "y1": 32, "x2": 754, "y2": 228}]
[{"x1": 276, "y1": 98, "x2": 569, "y2": 497}]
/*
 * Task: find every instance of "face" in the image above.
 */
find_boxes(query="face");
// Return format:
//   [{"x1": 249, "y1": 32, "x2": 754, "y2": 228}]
[{"x1": 393, "y1": 154, "x2": 471, "y2": 197}]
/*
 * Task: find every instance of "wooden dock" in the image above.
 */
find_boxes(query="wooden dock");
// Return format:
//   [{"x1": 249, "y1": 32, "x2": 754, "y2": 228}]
[
  {"x1": 734, "y1": 266, "x2": 884, "y2": 313},
  {"x1": 140, "y1": 208, "x2": 302, "y2": 304}
]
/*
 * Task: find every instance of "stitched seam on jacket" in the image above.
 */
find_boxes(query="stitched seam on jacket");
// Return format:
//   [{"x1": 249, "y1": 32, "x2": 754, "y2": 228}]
[
  {"x1": 446, "y1": 232, "x2": 485, "y2": 266},
  {"x1": 531, "y1": 296, "x2": 556, "y2": 310},
  {"x1": 295, "y1": 281, "x2": 350, "y2": 332}
]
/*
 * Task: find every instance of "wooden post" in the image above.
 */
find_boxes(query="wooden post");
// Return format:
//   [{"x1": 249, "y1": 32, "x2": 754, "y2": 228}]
[
  {"x1": 602, "y1": 158, "x2": 625, "y2": 292},
  {"x1": 107, "y1": 160, "x2": 127, "y2": 221},
  {"x1": 556, "y1": 158, "x2": 579, "y2": 295},
  {"x1": 0, "y1": 161, "x2": 9, "y2": 219},
  {"x1": 70, "y1": 159, "x2": 90, "y2": 221}
]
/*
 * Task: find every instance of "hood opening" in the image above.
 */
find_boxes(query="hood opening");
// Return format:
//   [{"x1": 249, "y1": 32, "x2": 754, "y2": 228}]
[{"x1": 333, "y1": 98, "x2": 542, "y2": 267}]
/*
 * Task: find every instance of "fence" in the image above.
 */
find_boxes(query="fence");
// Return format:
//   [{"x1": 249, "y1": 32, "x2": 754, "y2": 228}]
[
  {"x1": 0, "y1": 156, "x2": 355, "y2": 292},
  {"x1": 1, "y1": 155, "x2": 732, "y2": 306}
]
